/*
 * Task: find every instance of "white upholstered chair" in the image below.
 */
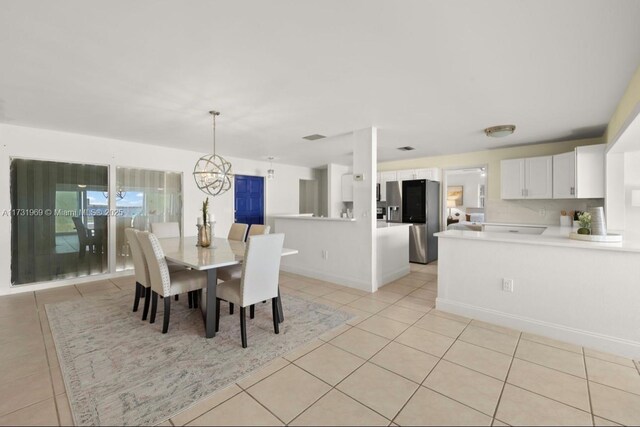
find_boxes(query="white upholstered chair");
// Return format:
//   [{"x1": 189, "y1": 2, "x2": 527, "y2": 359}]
[
  {"x1": 137, "y1": 231, "x2": 207, "y2": 333},
  {"x1": 228, "y1": 223, "x2": 249, "y2": 242},
  {"x1": 219, "y1": 223, "x2": 249, "y2": 314},
  {"x1": 150, "y1": 222, "x2": 180, "y2": 238},
  {"x1": 247, "y1": 224, "x2": 270, "y2": 237},
  {"x1": 215, "y1": 233, "x2": 285, "y2": 348}
]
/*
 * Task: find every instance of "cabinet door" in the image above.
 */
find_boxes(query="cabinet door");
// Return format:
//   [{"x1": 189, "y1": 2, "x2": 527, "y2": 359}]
[
  {"x1": 341, "y1": 174, "x2": 353, "y2": 202},
  {"x1": 501, "y1": 158, "x2": 525, "y2": 199},
  {"x1": 415, "y1": 168, "x2": 431, "y2": 180},
  {"x1": 576, "y1": 144, "x2": 605, "y2": 198},
  {"x1": 396, "y1": 170, "x2": 416, "y2": 181},
  {"x1": 379, "y1": 171, "x2": 397, "y2": 201},
  {"x1": 525, "y1": 156, "x2": 553, "y2": 199},
  {"x1": 553, "y1": 151, "x2": 576, "y2": 199}
]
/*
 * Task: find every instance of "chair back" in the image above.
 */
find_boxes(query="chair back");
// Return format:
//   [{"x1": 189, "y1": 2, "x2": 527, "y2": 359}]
[
  {"x1": 240, "y1": 233, "x2": 284, "y2": 306},
  {"x1": 93, "y1": 215, "x2": 108, "y2": 241},
  {"x1": 228, "y1": 223, "x2": 249, "y2": 242},
  {"x1": 72, "y1": 217, "x2": 89, "y2": 243},
  {"x1": 247, "y1": 224, "x2": 270, "y2": 239},
  {"x1": 125, "y1": 228, "x2": 150, "y2": 287},
  {"x1": 151, "y1": 222, "x2": 180, "y2": 238},
  {"x1": 136, "y1": 231, "x2": 171, "y2": 296}
]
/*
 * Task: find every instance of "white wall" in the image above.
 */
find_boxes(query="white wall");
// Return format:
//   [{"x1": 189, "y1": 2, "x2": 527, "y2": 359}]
[
  {"x1": 0, "y1": 123, "x2": 313, "y2": 295},
  {"x1": 278, "y1": 128, "x2": 378, "y2": 291},
  {"x1": 327, "y1": 163, "x2": 351, "y2": 218}
]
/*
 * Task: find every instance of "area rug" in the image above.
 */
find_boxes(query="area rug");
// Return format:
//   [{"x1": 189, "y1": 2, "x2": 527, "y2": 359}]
[{"x1": 46, "y1": 291, "x2": 352, "y2": 426}]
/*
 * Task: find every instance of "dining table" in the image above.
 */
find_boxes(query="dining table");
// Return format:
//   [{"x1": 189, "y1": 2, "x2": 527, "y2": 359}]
[{"x1": 158, "y1": 235, "x2": 298, "y2": 338}]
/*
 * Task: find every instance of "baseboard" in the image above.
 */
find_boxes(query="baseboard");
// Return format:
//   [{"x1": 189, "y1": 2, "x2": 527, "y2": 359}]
[
  {"x1": 280, "y1": 264, "x2": 373, "y2": 292},
  {"x1": 378, "y1": 266, "x2": 410, "y2": 287},
  {"x1": 436, "y1": 298, "x2": 640, "y2": 360}
]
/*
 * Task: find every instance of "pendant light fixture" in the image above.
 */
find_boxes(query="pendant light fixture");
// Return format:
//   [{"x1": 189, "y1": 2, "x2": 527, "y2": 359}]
[
  {"x1": 267, "y1": 156, "x2": 275, "y2": 180},
  {"x1": 193, "y1": 111, "x2": 233, "y2": 196}
]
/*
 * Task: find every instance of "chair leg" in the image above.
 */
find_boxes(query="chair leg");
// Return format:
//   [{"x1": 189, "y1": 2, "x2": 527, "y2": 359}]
[
  {"x1": 250, "y1": 304, "x2": 255, "y2": 319},
  {"x1": 133, "y1": 282, "x2": 142, "y2": 312},
  {"x1": 215, "y1": 298, "x2": 221, "y2": 332},
  {"x1": 229, "y1": 302, "x2": 234, "y2": 315},
  {"x1": 188, "y1": 291, "x2": 193, "y2": 308},
  {"x1": 150, "y1": 291, "x2": 158, "y2": 324},
  {"x1": 142, "y1": 287, "x2": 152, "y2": 320},
  {"x1": 193, "y1": 291, "x2": 199, "y2": 309},
  {"x1": 162, "y1": 297, "x2": 171, "y2": 333},
  {"x1": 272, "y1": 298, "x2": 280, "y2": 334},
  {"x1": 240, "y1": 307, "x2": 247, "y2": 348},
  {"x1": 175, "y1": 295, "x2": 179, "y2": 301}
]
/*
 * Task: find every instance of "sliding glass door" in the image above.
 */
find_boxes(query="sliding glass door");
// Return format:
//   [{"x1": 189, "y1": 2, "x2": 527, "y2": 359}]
[{"x1": 10, "y1": 159, "x2": 109, "y2": 285}]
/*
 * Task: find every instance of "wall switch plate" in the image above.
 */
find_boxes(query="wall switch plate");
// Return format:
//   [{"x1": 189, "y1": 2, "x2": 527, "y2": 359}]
[{"x1": 502, "y1": 278, "x2": 514, "y2": 292}]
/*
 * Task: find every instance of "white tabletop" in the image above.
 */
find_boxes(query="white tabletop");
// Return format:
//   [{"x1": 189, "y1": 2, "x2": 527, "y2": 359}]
[{"x1": 158, "y1": 236, "x2": 298, "y2": 270}]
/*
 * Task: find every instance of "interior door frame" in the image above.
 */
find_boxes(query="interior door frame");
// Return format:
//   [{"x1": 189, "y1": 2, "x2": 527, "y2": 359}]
[{"x1": 441, "y1": 163, "x2": 489, "y2": 230}]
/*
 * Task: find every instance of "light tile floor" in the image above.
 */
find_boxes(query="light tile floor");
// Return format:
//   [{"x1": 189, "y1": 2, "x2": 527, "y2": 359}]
[{"x1": 1, "y1": 263, "x2": 639, "y2": 426}]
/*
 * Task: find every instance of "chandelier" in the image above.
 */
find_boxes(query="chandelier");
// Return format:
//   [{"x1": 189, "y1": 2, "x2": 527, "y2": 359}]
[{"x1": 193, "y1": 111, "x2": 233, "y2": 196}]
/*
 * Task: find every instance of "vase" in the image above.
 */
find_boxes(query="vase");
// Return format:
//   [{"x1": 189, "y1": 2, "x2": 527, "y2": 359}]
[
  {"x1": 588, "y1": 207, "x2": 606, "y2": 236},
  {"x1": 198, "y1": 224, "x2": 211, "y2": 247}
]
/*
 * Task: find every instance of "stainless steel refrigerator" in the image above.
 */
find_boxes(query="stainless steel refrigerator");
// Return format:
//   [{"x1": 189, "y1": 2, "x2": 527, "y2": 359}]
[{"x1": 402, "y1": 179, "x2": 440, "y2": 264}]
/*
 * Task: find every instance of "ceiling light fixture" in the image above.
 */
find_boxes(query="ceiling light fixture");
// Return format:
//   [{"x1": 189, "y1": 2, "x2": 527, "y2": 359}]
[
  {"x1": 193, "y1": 111, "x2": 233, "y2": 196},
  {"x1": 267, "y1": 157, "x2": 275, "y2": 180},
  {"x1": 484, "y1": 125, "x2": 516, "y2": 138}
]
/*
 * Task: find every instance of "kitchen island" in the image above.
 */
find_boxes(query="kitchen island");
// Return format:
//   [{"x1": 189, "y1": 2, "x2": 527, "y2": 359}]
[{"x1": 436, "y1": 225, "x2": 640, "y2": 358}]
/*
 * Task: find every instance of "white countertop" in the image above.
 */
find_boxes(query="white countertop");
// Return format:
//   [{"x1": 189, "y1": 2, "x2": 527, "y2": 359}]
[
  {"x1": 377, "y1": 221, "x2": 412, "y2": 229},
  {"x1": 274, "y1": 214, "x2": 356, "y2": 222},
  {"x1": 436, "y1": 224, "x2": 640, "y2": 253}
]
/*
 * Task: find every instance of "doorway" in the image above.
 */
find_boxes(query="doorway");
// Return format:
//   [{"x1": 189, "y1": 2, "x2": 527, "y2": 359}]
[{"x1": 234, "y1": 175, "x2": 265, "y2": 225}]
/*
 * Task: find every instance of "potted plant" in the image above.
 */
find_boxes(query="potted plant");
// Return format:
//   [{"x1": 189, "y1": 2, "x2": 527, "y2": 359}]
[{"x1": 577, "y1": 211, "x2": 591, "y2": 235}]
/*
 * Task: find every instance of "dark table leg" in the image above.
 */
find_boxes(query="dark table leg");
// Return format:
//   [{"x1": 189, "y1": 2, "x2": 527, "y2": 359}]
[
  {"x1": 277, "y1": 286, "x2": 284, "y2": 323},
  {"x1": 203, "y1": 269, "x2": 218, "y2": 338}
]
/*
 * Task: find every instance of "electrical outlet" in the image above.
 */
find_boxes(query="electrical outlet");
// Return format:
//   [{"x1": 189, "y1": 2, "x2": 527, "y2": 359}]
[{"x1": 502, "y1": 278, "x2": 514, "y2": 292}]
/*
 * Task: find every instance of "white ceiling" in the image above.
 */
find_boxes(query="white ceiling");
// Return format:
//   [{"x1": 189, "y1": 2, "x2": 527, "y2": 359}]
[{"x1": 1, "y1": 0, "x2": 640, "y2": 168}]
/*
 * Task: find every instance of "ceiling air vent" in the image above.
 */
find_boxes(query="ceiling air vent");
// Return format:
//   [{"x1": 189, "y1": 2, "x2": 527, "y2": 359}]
[
  {"x1": 303, "y1": 134, "x2": 326, "y2": 141},
  {"x1": 397, "y1": 146, "x2": 415, "y2": 151}
]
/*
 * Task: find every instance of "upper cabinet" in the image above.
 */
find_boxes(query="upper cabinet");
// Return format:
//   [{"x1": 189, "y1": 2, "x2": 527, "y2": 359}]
[
  {"x1": 501, "y1": 156, "x2": 552, "y2": 199},
  {"x1": 552, "y1": 144, "x2": 605, "y2": 199},
  {"x1": 379, "y1": 171, "x2": 397, "y2": 202},
  {"x1": 377, "y1": 168, "x2": 440, "y2": 201}
]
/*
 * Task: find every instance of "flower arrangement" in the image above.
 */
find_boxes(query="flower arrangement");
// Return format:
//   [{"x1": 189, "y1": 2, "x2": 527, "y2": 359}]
[{"x1": 577, "y1": 211, "x2": 591, "y2": 235}]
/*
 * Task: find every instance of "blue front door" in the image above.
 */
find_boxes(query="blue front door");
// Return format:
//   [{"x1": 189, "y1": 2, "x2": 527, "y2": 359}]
[{"x1": 234, "y1": 175, "x2": 264, "y2": 226}]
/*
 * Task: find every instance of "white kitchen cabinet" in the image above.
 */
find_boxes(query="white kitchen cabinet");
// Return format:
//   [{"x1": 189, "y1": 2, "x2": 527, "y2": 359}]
[
  {"x1": 553, "y1": 151, "x2": 576, "y2": 198},
  {"x1": 575, "y1": 144, "x2": 605, "y2": 198},
  {"x1": 501, "y1": 158, "x2": 526, "y2": 199},
  {"x1": 415, "y1": 168, "x2": 441, "y2": 181},
  {"x1": 552, "y1": 144, "x2": 605, "y2": 199},
  {"x1": 379, "y1": 171, "x2": 397, "y2": 202},
  {"x1": 396, "y1": 170, "x2": 416, "y2": 181},
  {"x1": 501, "y1": 156, "x2": 552, "y2": 199},
  {"x1": 376, "y1": 172, "x2": 381, "y2": 184},
  {"x1": 341, "y1": 174, "x2": 353, "y2": 202}
]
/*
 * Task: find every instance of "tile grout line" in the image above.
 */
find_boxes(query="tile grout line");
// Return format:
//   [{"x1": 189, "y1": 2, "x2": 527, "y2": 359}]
[
  {"x1": 490, "y1": 331, "x2": 521, "y2": 424},
  {"x1": 582, "y1": 346, "x2": 596, "y2": 426}
]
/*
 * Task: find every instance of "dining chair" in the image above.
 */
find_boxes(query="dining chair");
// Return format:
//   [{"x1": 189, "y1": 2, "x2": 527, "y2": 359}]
[
  {"x1": 137, "y1": 231, "x2": 207, "y2": 333},
  {"x1": 218, "y1": 223, "x2": 271, "y2": 317},
  {"x1": 72, "y1": 217, "x2": 100, "y2": 259},
  {"x1": 150, "y1": 222, "x2": 180, "y2": 238},
  {"x1": 215, "y1": 233, "x2": 285, "y2": 348},
  {"x1": 150, "y1": 222, "x2": 187, "y2": 303},
  {"x1": 221, "y1": 223, "x2": 249, "y2": 314}
]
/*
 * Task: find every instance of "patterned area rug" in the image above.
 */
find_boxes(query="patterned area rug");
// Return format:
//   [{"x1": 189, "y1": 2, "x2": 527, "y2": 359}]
[{"x1": 46, "y1": 291, "x2": 352, "y2": 426}]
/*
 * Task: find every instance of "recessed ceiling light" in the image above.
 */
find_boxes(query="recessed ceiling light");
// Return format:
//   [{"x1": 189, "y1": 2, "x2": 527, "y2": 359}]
[
  {"x1": 302, "y1": 134, "x2": 326, "y2": 141},
  {"x1": 397, "y1": 146, "x2": 415, "y2": 151},
  {"x1": 484, "y1": 125, "x2": 516, "y2": 138}
]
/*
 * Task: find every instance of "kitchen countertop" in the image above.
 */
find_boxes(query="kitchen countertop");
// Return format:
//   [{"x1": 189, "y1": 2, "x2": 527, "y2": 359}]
[
  {"x1": 436, "y1": 224, "x2": 640, "y2": 253},
  {"x1": 274, "y1": 215, "x2": 356, "y2": 222},
  {"x1": 377, "y1": 221, "x2": 412, "y2": 229}
]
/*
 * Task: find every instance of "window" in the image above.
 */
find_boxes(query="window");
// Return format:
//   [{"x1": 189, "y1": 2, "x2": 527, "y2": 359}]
[{"x1": 115, "y1": 167, "x2": 182, "y2": 271}]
